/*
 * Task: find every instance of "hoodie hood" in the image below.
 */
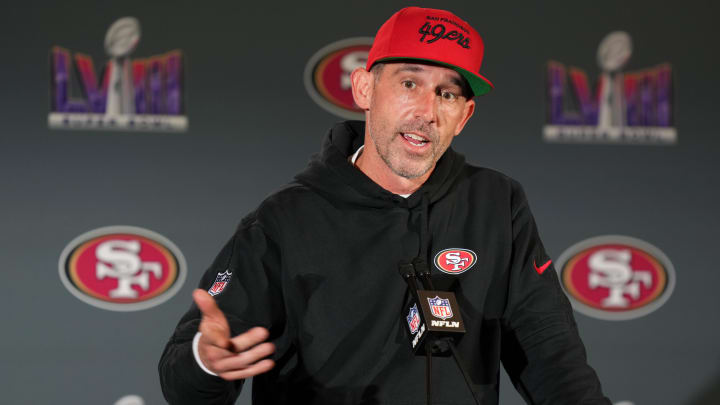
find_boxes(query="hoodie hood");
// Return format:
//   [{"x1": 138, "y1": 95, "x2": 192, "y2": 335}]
[{"x1": 295, "y1": 120, "x2": 467, "y2": 209}]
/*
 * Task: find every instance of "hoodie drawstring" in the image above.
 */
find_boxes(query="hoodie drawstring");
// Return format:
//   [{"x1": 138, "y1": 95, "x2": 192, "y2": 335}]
[{"x1": 413, "y1": 193, "x2": 435, "y2": 289}]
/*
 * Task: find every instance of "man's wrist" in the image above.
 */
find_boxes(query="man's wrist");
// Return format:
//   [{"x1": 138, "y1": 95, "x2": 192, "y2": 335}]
[{"x1": 192, "y1": 331, "x2": 218, "y2": 376}]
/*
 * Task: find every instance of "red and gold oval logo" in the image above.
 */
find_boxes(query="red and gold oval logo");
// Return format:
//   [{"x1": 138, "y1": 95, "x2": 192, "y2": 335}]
[
  {"x1": 303, "y1": 37, "x2": 373, "y2": 120},
  {"x1": 434, "y1": 248, "x2": 477, "y2": 275},
  {"x1": 59, "y1": 226, "x2": 187, "y2": 311},
  {"x1": 557, "y1": 236, "x2": 675, "y2": 320}
]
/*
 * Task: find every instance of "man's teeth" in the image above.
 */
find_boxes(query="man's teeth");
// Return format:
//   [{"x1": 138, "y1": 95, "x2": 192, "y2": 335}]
[{"x1": 403, "y1": 133, "x2": 427, "y2": 146}]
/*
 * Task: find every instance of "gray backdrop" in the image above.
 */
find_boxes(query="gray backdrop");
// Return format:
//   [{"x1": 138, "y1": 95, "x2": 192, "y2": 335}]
[{"x1": 1, "y1": 0, "x2": 718, "y2": 404}]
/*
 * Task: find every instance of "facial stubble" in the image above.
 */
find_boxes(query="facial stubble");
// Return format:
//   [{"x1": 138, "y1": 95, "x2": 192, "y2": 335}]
[{"x1": 367, "y1": 96, "x2": 445, "y2": 179}]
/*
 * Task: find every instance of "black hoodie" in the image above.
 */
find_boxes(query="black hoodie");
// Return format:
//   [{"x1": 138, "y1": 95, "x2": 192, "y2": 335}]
[{"x1": 159, "y1": 121, "x2": 611, "y2": 405}]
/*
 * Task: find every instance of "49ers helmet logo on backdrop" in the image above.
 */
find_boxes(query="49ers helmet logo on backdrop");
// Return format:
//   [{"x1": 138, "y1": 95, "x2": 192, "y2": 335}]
[
  {"x1": 303, "y1": 37, "x2": 373, "y2": 120},
  {"x1": 556, "y1": 235, "x2": 675, "y2": 321},
  {"x1": 59, "y1": 226, "x2": 187, "y2": 311},
  {"x1": 434, "y1": 248, "x2": 477, "y2": 274}
]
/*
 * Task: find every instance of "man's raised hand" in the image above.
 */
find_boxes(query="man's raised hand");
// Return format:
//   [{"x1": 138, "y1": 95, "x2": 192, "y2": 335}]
[{"x1": 193, "y1": 289, "x2": 275, "y2": 380}]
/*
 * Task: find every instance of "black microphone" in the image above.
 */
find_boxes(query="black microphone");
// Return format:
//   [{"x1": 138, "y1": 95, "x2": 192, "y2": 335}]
[
  {"x1": 412, "y1": 257, "x2": 435, "y2": 290},
  {"x1": 398, "y1": 261, "x2": 421, "y2": 299},
  {"x1": 399, "y1": 259, "x2": 481, "y2": 405},
  {"x1": 399, "y1": 260, "x2": 466, "y2": 354}
]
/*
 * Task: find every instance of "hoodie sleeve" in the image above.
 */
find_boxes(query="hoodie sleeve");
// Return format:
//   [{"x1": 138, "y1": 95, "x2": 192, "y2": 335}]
[
  {"x1": 500, "y1": 180, "x2": 611, "y2": 405},
  {"x1": 158, "y1": 217, "x2": 289, "y2": 405}
]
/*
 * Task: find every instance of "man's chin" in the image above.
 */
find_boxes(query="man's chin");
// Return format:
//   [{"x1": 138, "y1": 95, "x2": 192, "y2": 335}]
[{"x1": 389, "y1": 162, "x2": 433, "y2": 180}]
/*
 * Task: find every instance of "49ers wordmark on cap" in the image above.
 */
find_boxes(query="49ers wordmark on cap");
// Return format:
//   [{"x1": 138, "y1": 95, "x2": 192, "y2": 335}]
[{"x1": 366, "y1": 7, "x2": 493, "y2": 97}]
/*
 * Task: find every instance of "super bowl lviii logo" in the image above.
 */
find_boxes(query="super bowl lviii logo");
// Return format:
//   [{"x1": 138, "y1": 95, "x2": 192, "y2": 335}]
[
  {"x1": 556, "y1": 235, "x2": 675, "y2": 320},
  {"x1": 544, "y1": 31, "x2": 675, "y2": 144},
  {"x1": 49, "y1": 17, "x2": 187, "y2": 132},
  {"x1": 59, "y1": 226, "x2": 187, "y2": 311},
  {"x1": 304, "y1": 37, "x2": 373, "y2": 120}
]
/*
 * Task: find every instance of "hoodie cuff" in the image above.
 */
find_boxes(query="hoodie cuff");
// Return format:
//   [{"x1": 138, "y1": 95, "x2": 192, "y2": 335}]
[{"x1": 192, "y1": 332, "x2": 219, "y2": 377}]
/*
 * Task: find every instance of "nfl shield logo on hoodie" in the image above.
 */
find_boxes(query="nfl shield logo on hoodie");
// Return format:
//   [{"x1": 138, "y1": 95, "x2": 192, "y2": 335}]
[{"x1": 208, "y1": 270, "x2": 232, "y2": 296}]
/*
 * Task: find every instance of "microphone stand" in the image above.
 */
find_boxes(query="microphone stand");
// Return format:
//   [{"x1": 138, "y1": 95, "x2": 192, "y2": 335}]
[
  {"x1": 447, "y1": 339, "x2": 481, "y2": 405},
  {"x1": 411, "y1": 259, "x2": 482, "y2": 405},
  {"x1": 413, "y1": 259, "x2": 435, "y2": 405},
  {"x1": 399, "y1": 261, "x2": 434, "y2": 405}
]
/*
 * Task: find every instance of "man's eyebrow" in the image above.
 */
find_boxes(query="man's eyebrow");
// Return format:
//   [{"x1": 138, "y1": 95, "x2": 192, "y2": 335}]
[
  {"x1": 449, "y1": 77, "x2": 464, "y2": 89},
  {"x1": 391, "y1": 64, "x2": 426, "y2": 74},
  {"x1": 391, "y1": 64, "x2": 466, "y2": 90}
]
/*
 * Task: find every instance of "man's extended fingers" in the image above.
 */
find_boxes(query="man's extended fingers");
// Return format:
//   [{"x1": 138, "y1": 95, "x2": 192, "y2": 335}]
[
  {"x1": 192, "y1": 290, "x2": 274, "y2": 378},
  {"x1": 193, "y1": 289, "x2": 228, "y2": 325},
  {"x1": 229, "y1": 327, "x2": 270, "y2": 353},
  {"x1": 199, "y1": 342, "x2": 235, "y2": 364},
  {"x1": 218, "y1": 359, "x2": 275, "y2": 381},
  {"x1": 199, "y1": 320, "x2": 232, "y2": 348},
  {"x1": 213, "y1": 342, "x2": 275, "y2": 372},
  {"x1": 194, "y1": 289, "x2": 232, "y2": 350}
]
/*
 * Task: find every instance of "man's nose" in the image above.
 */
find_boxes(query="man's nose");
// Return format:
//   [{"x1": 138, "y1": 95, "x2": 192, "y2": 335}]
[{"x1": 414, "y1": 89, "x2": 438, "y2": 123}]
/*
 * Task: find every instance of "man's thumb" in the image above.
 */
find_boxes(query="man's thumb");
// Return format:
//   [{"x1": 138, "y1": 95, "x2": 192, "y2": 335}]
[{"x1": 193, "y1": 289, "x2": 226, "y2": 323}]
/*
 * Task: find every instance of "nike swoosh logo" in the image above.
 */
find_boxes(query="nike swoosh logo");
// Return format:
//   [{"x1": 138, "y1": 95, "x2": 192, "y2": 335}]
[{"x1": 533, "y1": 259, "x2": 552, "y2": 275}]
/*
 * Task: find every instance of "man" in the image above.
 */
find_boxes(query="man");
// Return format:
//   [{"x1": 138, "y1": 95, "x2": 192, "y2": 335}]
[{"x1": 159, "y1": 7, "x2": 611, "y2": 405}]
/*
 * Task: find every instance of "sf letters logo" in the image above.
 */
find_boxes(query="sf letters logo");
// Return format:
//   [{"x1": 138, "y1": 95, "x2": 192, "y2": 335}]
[
  {"x1": 444, "y1": 251, "x2": 469, "y2": 271},
  {"x1": 418, "y1": 22, "x2": 470, "y2": 49},
  {"x1": 434, "y1": 248, "x2": 477, "y2": 275},
  {"x1": 96, "y1": 240, "x2": 162, "y2": 298},
  {"x1": 588, "y1": 249, "x2": 652, "y2": 308}
]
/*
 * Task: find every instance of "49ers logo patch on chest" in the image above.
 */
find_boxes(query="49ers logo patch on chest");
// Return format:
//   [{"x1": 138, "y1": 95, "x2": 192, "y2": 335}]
[{"x1": 434, "y1": 248, "x2": 477, "y2": 275}]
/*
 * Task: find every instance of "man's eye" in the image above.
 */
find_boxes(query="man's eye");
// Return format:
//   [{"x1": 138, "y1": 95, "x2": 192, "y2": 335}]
[
  {"x1": 441, "y1": 90, "x2": 457, "y2": 101},
  {"x1": 402, "y1": 80, "x2": 416, "y2": 89}
]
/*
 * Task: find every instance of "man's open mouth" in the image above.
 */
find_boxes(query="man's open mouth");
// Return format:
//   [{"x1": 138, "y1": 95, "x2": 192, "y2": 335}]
[{"x1": 402, "y1": 132, "x2": 429, "y2": 147}]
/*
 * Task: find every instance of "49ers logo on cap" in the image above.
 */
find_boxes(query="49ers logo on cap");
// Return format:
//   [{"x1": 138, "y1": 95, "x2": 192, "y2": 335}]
[
  {"x1": 304, "y1": 37, "x2": 372, "y2": 120},
  {"x1": 418, "y1": 21, "x2": 471, "y2": 49},
  {"x1": 59, "y1": 226, "x2": 187, "y2": 311},
  {"x1": 557, "y1": 235, "x2": 675, "y2": 321},
  {"x1": 434, "y1": 248, "x2": 477, "y2": 274}
]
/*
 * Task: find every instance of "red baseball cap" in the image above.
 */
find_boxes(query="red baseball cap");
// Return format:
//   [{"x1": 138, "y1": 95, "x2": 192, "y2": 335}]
[{"x1": 366, "y1": 7, "x2": 493, "y2": 97}]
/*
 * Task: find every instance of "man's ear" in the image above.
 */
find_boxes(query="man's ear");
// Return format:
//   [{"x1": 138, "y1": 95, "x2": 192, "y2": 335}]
[
  {"x1": 351, "y1": 68, "x2": 373, "y2": 110},
  {"x1": 454, "y1": 98, "x2": 475, "y2": 136}
]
